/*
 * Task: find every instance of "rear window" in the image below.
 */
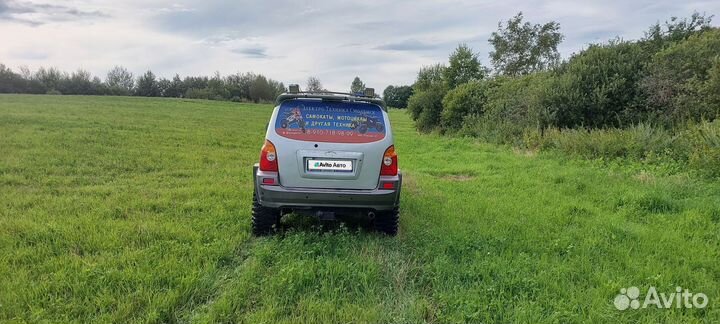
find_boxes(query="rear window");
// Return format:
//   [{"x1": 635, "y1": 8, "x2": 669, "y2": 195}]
[{"x1": 274, "y1": 99, "x2": 386, "y2": 143}]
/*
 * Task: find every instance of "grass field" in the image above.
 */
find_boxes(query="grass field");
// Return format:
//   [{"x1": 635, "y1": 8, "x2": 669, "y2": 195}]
[{"x1": 1, "y1": 94, "x2": 719, "y2": 323}]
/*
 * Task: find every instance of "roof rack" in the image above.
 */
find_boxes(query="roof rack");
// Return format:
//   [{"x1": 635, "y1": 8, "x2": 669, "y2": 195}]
[{"x1": 275, "y1": 87, "x2": 386, "y2": 111}]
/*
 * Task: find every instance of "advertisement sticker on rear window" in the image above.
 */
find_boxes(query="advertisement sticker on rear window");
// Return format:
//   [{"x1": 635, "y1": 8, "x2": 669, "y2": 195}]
[{"x1": 275, "y1": 100, "x2": 386, "y2": 143}]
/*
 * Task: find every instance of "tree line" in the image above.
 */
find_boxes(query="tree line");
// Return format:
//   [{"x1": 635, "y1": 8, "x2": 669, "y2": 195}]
[
  {"x1": 0, "y1": 65, "x2": 288, "y2": 103},
  {"x1": 406, "y1": 12, "x2": 719, "y2": 136},
  {"x1": 404, "y1": 12, "x2": 719, "y2": 177},
  {"x1": 0, "y1": 58, "x2": 418, "y2": 107}
]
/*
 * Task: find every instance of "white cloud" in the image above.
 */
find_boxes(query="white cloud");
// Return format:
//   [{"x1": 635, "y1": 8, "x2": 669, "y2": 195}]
[{"x1": 0, "y1": 0, "x2": 718, "y2": 91}]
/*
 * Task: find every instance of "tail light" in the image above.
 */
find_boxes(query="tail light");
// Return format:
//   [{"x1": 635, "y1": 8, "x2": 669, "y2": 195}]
[
  {"x1": 380, "y1": 145, "x2": 398, "y2": 176},
  {"x1": 259, "y1": 140, "x2": 278, "y2": 172}
]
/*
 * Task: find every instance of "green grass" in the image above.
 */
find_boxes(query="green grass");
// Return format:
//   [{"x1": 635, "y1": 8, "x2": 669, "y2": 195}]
[{"x1": 1, "y1": 94, "x2": 719, "y2": 323}]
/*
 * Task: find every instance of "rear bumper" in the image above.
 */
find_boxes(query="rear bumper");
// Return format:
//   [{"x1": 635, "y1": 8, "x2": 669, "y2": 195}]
[{"x1": 253, "y1": 164, "x2": 401, "y2": 211}]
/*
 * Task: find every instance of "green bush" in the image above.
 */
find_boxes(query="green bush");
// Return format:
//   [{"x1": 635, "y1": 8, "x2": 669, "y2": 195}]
[
  {"x1": 548, "y1": 40, "x2": 650, "y2": 128},
  {"x1": 458, "y1": 74, "x2": 551, "y2": 144},
  {"x1": 407, "y1": 84, "x2": 446, "y2": 133},
  {"x1": 486, "y1": 73, "x2": 552, "y2": 129},
  {"x1": 441, "y1": 81, "x2": 493, "y2": 132},
  {"x1": 642, "y1": 29, "x2": 720, "y2": 123}
]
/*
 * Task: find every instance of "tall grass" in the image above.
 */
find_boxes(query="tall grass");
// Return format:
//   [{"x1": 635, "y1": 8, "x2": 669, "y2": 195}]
[
  {"x1": 2, "y1": 95, "x2": 719, "y2": 323},
  {"x1": 682, "y1": 120, "x2": 720, "y2": 177},
  {"x1": 537, "y1": 123, "x2": 673, "y2": 160},
  {"x1": 463, "y1": 117, "x2": 720, "y2": 178}
]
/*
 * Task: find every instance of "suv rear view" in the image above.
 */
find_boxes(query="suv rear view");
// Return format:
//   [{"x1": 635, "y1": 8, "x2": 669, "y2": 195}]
[{"x1": 252, "y1": 88, "x2": 402, "y2": 235}]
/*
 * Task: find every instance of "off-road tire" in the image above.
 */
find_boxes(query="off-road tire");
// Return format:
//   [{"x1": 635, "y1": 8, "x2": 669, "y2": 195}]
[
  {"x1": 252, "y1": 190, "x2": 280, "y2": 236},
  {"x1": 281, "y1": 120, "x2": 288, "y2": 128},
  {"x1": 358, "y1": 124, "x2": 368, "y2": 134},
  {"x1": 373, "y1": 207, "x2": 399, "y2": 236},
  {"x1": 375, "y1": 123, "x2": 385, "y2": 132}
]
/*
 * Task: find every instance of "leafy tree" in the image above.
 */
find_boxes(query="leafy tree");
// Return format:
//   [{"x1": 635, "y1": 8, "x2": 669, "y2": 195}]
[
  {"x1": 238, "y1": 73, "x2": 256, "y2": 99},
  {"x1": 63, "y1": 69, "x2": 95, "y2": 95},
  {"x1": 208, "y1": 71, "x2": 229, "y2": 100},
  {"x1": 163, "y1": 74, "x2": 185, "y2": 98},
  {"x1": 350, "y1": 76, "x2": 365, "y2": 93},
  {"x1": 306, "y1": 76, "x2": 324, "y2": 92},
  {"x1": 135, "y1": 70, "x2": 160, "y2": 97},
  {"x1": 383, "y1": 85, "x2": 395, "y2": 103},
  {"x1": 91, "y1": 76, "x2": 108, "y2": 95},
  {"x1": 249, "y1": 74, "x2": 273, "y2": 102},
  {"x1": 24, "y1": 81, "x2": 45, "y2": 94},
  {"x1": 106, "y1": 66, "x2": 134, "y2": 95},
  {"x1": 382, "y1": 85, "x2": 413, "y2": 108},
  {"x1": 157, "y1": 77, "x2": 171, "y2": 97},
  {"x1": 183, "y1": 75, "x2": 209, "y2": 91},
  {"x1": 269, "y1": 80, "x2": 286, "y2": 97},
  {"x1": 18, "y1": 66, "x2": 32, "y2": 80},
  {"x1": 643, "y1": 12, "x2": 714, "y2": 50},
  {"x1": 16, "y1": 66, "x2": 45, "y2": 94},
  {"x1": 224, "y1": 73, "x2": 245, "y2": 99},
  {"x1": 34, "y1": 67, "x2": 65, "y2": 93},
  {"x1": 444, "y1": 44, "x2": 486, "y2": 89},
  {"x1": 0, "y1": 64, "x2": 27, "y2": 93},
  {"x1": 489, "y1": 12, "x2": 563, "y2": 76},
  {"x1": 414, "y1": 64, "x2": 446, "y2": 92}
]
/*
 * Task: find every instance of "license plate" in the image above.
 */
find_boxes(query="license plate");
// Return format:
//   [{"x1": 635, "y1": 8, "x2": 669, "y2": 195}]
[{"x1": 307, "y1": 159, "x2": 353, "y2": 172}]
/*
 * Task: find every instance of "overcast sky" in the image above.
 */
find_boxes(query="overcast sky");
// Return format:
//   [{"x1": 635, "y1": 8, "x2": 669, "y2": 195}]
[{"x1": 1, "y1": 0, "x2": 718, "y2": 91}]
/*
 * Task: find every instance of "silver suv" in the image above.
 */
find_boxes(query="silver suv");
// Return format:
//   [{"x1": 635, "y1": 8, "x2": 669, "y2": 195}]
[{"x1": 252, "y1": 87, "x2": 402, "y2": 235}]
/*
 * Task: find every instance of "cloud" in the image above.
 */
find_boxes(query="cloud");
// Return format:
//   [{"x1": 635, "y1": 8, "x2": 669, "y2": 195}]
[
  {"x1": 199, "y1": 34, "x2": 273, "y2": 58},
  {"x1": 155, "y1": 3, "x2": 194, "y2": 13},
  {"x1": 8, "y1": 48, "x2": 48, "y2": 60},
  {"x1": 231, "y1": 47, "x2": 269, "y2": 58},
  {"x1": 1, "y1": 0, "x2": 719, "y2": 92},
  {"x1": 0, "y1": 0, "x2": 107, "y2": 26},
  {"x1": 375, "y1": 39, "x2": 440, "y2": 51}
]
